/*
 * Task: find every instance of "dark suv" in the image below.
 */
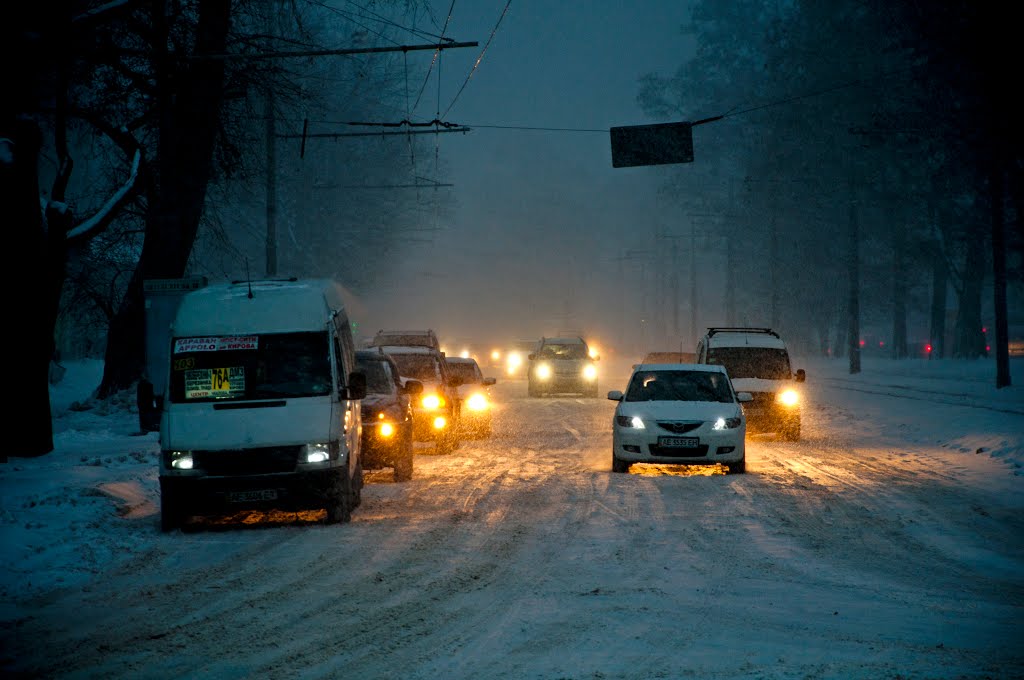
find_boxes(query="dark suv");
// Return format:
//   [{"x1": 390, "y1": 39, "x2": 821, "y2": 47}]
[
  {"x1": 355, "y1": 349, "x2": 422, "y2": 481},
  {"x1": 527, "y1": 336, "x2": 600, "y2": 397}
]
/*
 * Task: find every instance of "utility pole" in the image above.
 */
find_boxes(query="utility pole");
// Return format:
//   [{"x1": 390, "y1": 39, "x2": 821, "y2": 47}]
[
  {"x1": 847, "y1": 196, "x2": 861, "y2": 374},
  {"x1": 206, "y1": 39, "x2": 481, "y2": 279}
]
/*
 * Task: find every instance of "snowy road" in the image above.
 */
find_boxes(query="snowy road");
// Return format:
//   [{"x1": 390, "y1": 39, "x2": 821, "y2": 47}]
[{"x1": 2, "y1": 358, "x2": 1023, "y2": 679}]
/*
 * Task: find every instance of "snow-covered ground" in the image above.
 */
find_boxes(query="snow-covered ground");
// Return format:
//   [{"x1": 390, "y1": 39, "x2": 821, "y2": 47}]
[{"x1": 1, "y1": 355, "x2": 1022, "y2": 678}]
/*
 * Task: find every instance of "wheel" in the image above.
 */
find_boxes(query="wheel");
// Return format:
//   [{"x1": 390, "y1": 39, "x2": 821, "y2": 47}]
[
  {"x1": 159, "y1": 484, "x2": 187, "y2": 532},
  {"x1": 781, "y1": 420, "x2": 801, "y2": 442},
  {"x1": 727, "y1": 456, "x2": 746, "y2": 474},
  {"x1": 586, "y1": 384, "x2": 599, "y2": 398},
  {"x1": 352, "y1": 460, "x2": 363, "y2": 508},
  {"x1": 325, "y1": 469, "x2": 352, "y2": 523},
  {"x1": 611, "y1": 453, "x2": 629, "y2": 473},
  {"x1": 393, "y1": 431, "x2": 414, "y2": 481},
  {"x1": 528, "y1": 381, "x2": 541, "y2": 397}
]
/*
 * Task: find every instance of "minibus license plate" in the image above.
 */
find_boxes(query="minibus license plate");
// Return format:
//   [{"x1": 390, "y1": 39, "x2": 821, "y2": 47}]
[
  {"x1": 226, "y1": 489, "x2": 278, "y2": 503},
  {"x1": 659, "y1": 436, "x2": 699, "y2": 448}
]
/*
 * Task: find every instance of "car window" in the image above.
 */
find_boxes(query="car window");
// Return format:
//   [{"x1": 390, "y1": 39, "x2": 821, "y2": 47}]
[
  {"x1": 624, "y1": 370, "x2": 734, "y2": 403},
  {"x1": 448, "y1": 361, "x2": 482, "y2": 384},
  {"x1": 356, "y1": 357, "x2": 396, "y2": 394},
  {"x1": 389, "y1": 353, "x2": 442, "y2": 382},
  {"x1": 539, "y1": 343, "x2": 587, "y2": 359},
  {"x1": 706, "y1": 347, "x2": 791, "y2": 380}
]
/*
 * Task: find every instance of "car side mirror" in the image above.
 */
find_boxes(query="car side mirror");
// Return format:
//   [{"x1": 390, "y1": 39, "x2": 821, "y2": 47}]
[
  {"x1": 736, "y1": 391, "x2": 754, "y2": 403},
  {"x1": 347, "y1": 371, "x2": 367, "y2": 400},
  {"x1": 483, "y1": 377, "x2": 496, "y2": 386},
  {"x1": 607, "y1": 390, "x2": 623, "y2": 401},
  {"x1": 404, "y1": 380, "x2": 424, "y2": 396},
  {"x1": 795, "y1": 369, "x2": 806, "y2": 383}
]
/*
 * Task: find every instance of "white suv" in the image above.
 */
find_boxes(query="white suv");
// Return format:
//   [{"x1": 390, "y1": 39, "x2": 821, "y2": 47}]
[{"x1": 695, "y1": 327, "x2": 805, "y2": 441}]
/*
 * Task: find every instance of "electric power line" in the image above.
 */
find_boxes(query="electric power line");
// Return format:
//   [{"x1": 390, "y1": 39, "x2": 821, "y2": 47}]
[{"x1": 441, "y1": 0, "x2": 512, "y2": 119}]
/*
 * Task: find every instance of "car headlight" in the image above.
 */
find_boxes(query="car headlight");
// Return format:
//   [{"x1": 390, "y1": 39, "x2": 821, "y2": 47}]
[
  {"x1": 422, "y1": 393, "x2": 445, "y2": 410},
  {"x1": 302, "y1": 442, "x2": 331, "y2": 463},
  {"x1": 713, "y1": 416, "x2": 743, "y2": 430},
  {"x1": 168, "y1": 450, "x2": 194, "y2": 470},
  {"x1": 466, "y1": 393, "x2": 489, "y2": 411},
  {"x1": 582, "y1": 364, "x2": 597, "y2": 380},
  {"x1": 777, "y1": 389, "x2": 799, "y2": 407},
  {"x1": 536, "y1": 363, "x2": 552, "y2": 380},
  {"x1": 433, "y1": 416, "x2": 447, "y2": 430},
  {"x1": 615, "y1": 415, "x2": 645, "y2": 429},
  {"x1": 491, "y1": 350, "x2": 501, "y2": 361},
  {"x1": 378, "y1": 421, "x2": 396, "y2": 438},
  {"x1": 507, "y1": 352, "x2": 522, "y2": 371}
]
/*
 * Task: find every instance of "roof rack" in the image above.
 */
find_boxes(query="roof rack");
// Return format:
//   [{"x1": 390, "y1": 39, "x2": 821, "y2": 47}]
[{"x1": 706, "y1": 327, "x2": 780, "y2": 339}]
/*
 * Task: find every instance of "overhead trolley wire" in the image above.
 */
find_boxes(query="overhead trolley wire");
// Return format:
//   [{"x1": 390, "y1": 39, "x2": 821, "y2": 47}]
[{"x1": 441, "y1": 0, "x2": 511, "y2": 119}]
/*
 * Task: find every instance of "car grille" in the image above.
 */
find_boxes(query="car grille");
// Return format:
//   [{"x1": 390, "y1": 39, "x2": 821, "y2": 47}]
[
  {"x1": 648, "y1": 444, "x2": 710, "y2": 458},
  {"x1": 194, "y1": 446, "x2": 303, "y2": 475},
  {"x1": 656, "y1": 421, "x2": 702, "y2": 434}
]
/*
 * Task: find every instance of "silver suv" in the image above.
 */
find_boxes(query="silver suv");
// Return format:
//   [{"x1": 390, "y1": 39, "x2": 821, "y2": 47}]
[
  {"x1": 527, "y1": 336, "x2": 599, "y2": 397},
  {"x1": 695, "y1": 327, "x2": 805, "y2": 441}
]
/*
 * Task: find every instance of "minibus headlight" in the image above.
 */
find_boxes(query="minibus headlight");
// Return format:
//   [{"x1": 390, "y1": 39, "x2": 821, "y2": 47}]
[
  {"x1": 169, "y1": 450, "x2": 194, "y2": 470},
  {"x1": 302, "y1": 442, "x2": 331, "y2": 463}
]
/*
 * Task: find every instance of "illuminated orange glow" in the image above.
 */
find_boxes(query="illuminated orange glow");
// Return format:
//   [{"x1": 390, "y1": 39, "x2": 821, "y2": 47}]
[{"x1": 629, "y1": 463, "x2": 727, "y2": 477}]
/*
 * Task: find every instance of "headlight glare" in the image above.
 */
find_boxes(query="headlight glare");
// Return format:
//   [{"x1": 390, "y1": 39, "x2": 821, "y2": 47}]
[
  {"x1": 536, "y1": 363, "x2": 552, "y2": 379},
  {"x1": 467, "y1": 393, "x2": 488, "y2": 411},
  {"x1": 583, "y1": 364, "x2": 597, "y2": 380},
  {"x1": 615, "y1": 415, "x2": 645, "y2": 429},
  {"x1": 170, "y1": 450, "x2": 194, "y2": 470},
  {"x1": 778, "y1": 389, "x2": 799, "y2": 407},
  {"x1": 713, "y1": 416, "x2": 742, "y2": 430},
  {"x1": 303, "y1": 442, "x2": 331, "y2": 463},
  {"x1": 379, "y1": 422, "x2": 395, "y2": 438},
  {"x1": 422, "y1": 393, "x2": 444, "y2": 409}
]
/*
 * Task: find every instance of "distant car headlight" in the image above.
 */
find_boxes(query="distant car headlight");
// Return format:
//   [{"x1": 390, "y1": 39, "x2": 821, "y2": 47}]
[
  {"x1": 466, "y1": 393, "x2": 489, "y2": 411},
  {"x1": 777, "y1": 389, "x2": 799, "y2": 407},
  {"x1": 302, "y1": 442, "x2": 331, "y2": 463},
  {"x1": 615, "y1": 415, "x2": 645, "y2": 429},
  {"x1": 582, "y1": 364, "x2": 597, "y2": 380},
  {"x1": 433, "y1": 416, "x2": 447, "y2": 430},
  {"x1": 713, "y1": 416, "x2": 743, "y2": 430},
  {"x1": 422, "y1": 393, "x2": 445, "y2": 410},
  {"x1": 508, "y1": 352, "x2": 522, "y2": 368},
  {"x1": 491, "y1": 350, "x2": 501, "y2": 360},
  {"x1": 536, "y1": 363, "x2": 552, "y2": 380}
]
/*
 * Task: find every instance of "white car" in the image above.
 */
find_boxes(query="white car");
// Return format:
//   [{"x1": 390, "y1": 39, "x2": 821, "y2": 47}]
[{"x1": 608, "y1": 363, "x2": 752, "y2": 474}]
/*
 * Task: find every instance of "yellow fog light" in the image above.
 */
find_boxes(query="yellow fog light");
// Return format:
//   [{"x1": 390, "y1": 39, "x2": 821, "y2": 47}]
[
  {"x1": 422, "y1": 394, "x2": 443, "y2": 409},
  {"x1": 583, "y1": 364, "x2": 597, "y2": 380},
  {"x1": 433, "y1": 416, "x2": 447, "y2": 430},
  {"x1": 536, "y1": 363, "x2": 552, "y2": 379},
  {"x1": 491, "y1": 349, "x2": 501, "y2": 360},
  {"x1": 379, "y1": 422, "x2": 395, "y2": 438},
  {"x1": 778, "y1": 389, "x2": 799, "y2": 407},
  {"x1": 467, "y1": 393, "x2": 488, "y2": 411}
]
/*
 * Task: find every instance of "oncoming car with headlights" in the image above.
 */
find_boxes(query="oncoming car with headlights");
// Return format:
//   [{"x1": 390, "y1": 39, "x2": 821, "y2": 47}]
[
  {"x1": 380, "y1": 346, "x2": 461, "y2": 454},
  {"x1": 355, "y1": 349, "x2": 422, "y2": 481},
  {"x1": 696, "y1": 327, "x2": 805, "y2": 441},
  {"x1": 445, "y1": 356, "x2": 497, "y2": 438},
  {"x1": 608, "y1": 363, "x2": 752, "y2": 474},
  {"x1": 527, "y1": 336, "x2": 600, "y2": 397}
]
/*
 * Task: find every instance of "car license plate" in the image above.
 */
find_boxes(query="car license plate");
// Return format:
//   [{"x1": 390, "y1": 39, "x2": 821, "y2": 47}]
[
  {"x1": 658, "y1": 436, "x2": 699, "y2": 448},
  {"x1": 226, "y1": 489, "x2": 278, "y2": 503}
]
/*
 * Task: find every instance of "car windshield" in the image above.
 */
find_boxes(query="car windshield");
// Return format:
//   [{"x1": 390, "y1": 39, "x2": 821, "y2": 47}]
[
  {"x1": 356, "y1": 357, "x2": 396, "y2": 394},
  {"x1": 706, "y1": 347, "x2": 792, "y2": 380},
  {"x1": 168, "y1": 331, "x2": 332, "y2": 402},
  {"x1": 448, "y1": 361, "x2": 482, "y2": 384},
  {"x1": 624, "y1": 370, "x2": 735, "y2": 403},
  {"x1": 539, "y1": 343, "x2": 588, "y2": 359},
  {"x1": 389, "y1": 353, "x2": 442, "y2": 382}
]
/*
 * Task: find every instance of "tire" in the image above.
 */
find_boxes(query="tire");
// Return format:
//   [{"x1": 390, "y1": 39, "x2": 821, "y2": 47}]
[
  {"x1": 528, "y1": 381, "x2": 541, "y2": 397},
  {"x1": 781, "y1": 420, "x2": 801, "y2": 442},
  {"x1": 611, "y1": 454, "x2": 630, "y2": 473},
  {"x1": 436, "y1": 429, "x2": 457, "y2": 454},
  {"x1": 393, "y1": 431, "x2": 414, "y2": 482},
  {"x1": 727, "y1": 456, "x2": 746, "y2": 474},
  {"x1": 325, "y1": 469, "x2": 352, "y2": 524},
  {"x1": 586, "y1": 385, "x2": 599, "y2": 398},
  {"x1": 352, "y1": 460, "x2": 363, "y2": 508},
  {"x1": 159, "y1": 485, "x2": 187, "y2": 532}
]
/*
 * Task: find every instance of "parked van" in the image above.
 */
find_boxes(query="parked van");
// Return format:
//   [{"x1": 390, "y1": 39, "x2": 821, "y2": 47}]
[{"x1": 158, "y1": 278, "x2": 366, "y2": 531}]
